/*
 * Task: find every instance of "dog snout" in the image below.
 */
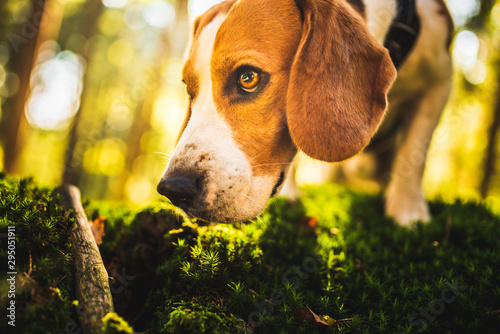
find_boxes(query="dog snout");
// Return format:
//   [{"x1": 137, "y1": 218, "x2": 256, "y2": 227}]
[{"x1": 157, "y1": 175, "x2": 198, "y2": 210}]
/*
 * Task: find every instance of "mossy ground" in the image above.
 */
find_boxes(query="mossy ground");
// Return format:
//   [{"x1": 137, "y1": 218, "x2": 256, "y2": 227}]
[
  {"x1": 0, "y1": 172, "x2": 75, "y2": 333},
  {"x1": 2, "y1": 173, "x2": 500, "y2": 333}
]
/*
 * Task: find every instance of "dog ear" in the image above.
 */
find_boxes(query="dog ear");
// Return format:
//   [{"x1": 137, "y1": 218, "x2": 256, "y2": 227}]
[{"x1": 286, "y1": 0, "x2": 397, "y2": 162}]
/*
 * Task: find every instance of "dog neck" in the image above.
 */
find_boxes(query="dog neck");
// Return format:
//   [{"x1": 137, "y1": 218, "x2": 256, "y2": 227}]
[
  {"x1": 353, "y1": 0, "x2": 420, "y2": 69},
  {"x1": 346, "y1": 0, "x2": 397, "y2": 44}
]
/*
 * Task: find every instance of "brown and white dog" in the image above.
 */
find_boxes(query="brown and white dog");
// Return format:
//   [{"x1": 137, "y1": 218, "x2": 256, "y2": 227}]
[{"x1": 157, "y1": 0, "x2": 453, "y2": 226}]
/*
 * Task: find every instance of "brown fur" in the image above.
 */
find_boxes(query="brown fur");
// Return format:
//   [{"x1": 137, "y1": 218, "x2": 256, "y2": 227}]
[
  {"x1": 432, "y1": 0, "x2": 454, "y2": 49},
  {"x1": 287, "y1": 0, "x2": 397, "y2": 162},
  {"x1": 180, "y1": 0, "x2": 396, "y2": 177},
  {"x1": 211, "y1": 0, "x2": 302, "y2": 176},
  {"x1": 178, "y1": 0, "x2": 238, "y2": 143},
  {"x1": 192, "y1": 0, "x2": 237, "y2": 39}
]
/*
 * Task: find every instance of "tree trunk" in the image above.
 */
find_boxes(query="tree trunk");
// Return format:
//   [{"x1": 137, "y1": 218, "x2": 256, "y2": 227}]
[
  {"x1": 1, "y1": 0, "x2": 46, "y2": 173},
  {"x1": 115, "y1": 0, "x2": 190, "y2": 198},
  {"x1": 480, "y1": 60, "x2": 500, "y2": 198},
  {"x1": 62, "y1": 0, "x2": 104, "y2": 185}
]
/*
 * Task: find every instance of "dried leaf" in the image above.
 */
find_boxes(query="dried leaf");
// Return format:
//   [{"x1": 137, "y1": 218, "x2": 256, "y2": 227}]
[
  {"x1": 299, "y1": 216, "x2": 318, "y2": 231},
  {"x1": 91, "y1": 216, "x2": 106, "y2": 246},
  {"x1": 295, "y1": 307, "x2": 354, "y2": 327},
  {"x1": 295, "y1": 306, "x2": 329, "y2": 326},
  {"x1": 355, "y1": 258, "x2": 367, "y2": 274},
  {"x1": 248, "y1": 289, "x2": 259, "y2": 297}
]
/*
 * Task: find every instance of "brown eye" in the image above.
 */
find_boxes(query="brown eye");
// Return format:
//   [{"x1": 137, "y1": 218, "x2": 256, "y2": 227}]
[{"x1": 238, "y1": 70, "x2": 260, "y2": 93}]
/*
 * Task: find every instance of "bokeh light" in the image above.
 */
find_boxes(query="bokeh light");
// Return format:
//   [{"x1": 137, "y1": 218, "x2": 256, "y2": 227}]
[
  {"x1": 453, "y1": 30, "x2": 480, "y2": 70},
  {"x1": 107, "y1": 39, "x2": 135, "y2": 67},
  {"x1": 447, "y1": 0, "x2": 480, "y2": 26},
  {"x1": 143, "y1": 1, "x2": 176, "y2": 28},
  {"x1": 103, "y1": 0, "x2": 128, "y2": 9},
  {"x1": 124, "y1": 4, "x2": 146, "y2": 31},
  {"x1": 0, "y1": 72, "x2": 20, "y2": 98},
  {"x1": 26, "y1": 50, "x2": 84, "y2": 130},
  {"x1": 188, "y1": 0, "x2": 224, "y2": 18},
  {"x1": 83, "y1": 138, "x2": 126, "y2": 176}
]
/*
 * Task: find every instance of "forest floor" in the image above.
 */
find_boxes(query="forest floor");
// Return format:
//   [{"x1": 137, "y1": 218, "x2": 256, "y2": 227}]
[{"x1": 1, "y1": 172, "x2": 500, "y2": 333}]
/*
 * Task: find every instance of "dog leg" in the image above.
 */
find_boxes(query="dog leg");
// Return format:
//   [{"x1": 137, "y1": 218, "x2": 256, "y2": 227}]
[
  {"x1": 385, "y1": 79, "x2": 451, "y2": 226},
  {"x1": 280, "y1": 159, "x2": 301, "y2": 199}
]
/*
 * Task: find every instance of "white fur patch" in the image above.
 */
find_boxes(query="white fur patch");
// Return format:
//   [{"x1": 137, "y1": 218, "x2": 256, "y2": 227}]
[
  {"x1": 363, "y1": 0, "x2": 397, "y2": 44},
  {"x1": 162, "y1": 14, "x2": 277, "y2": 222},
  {"x1": 176, "y1": 14, "x2": 244, "y2": 170}
]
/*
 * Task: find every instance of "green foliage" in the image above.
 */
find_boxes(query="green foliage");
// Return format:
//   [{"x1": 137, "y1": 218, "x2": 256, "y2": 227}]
[
  {"x1": 0, "y1": 172, "x2": 76, "y2": 333},
  {"x1": 102, "y1": 312, "x2": 134, "y2": 334},
  {"x1": 162, "y1": 302, "x2": 243, "y2": 334}
]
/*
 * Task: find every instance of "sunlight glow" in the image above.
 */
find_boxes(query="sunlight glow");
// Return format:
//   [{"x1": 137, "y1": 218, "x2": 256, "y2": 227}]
[
  {"x1": 295, "y1": 155, "x2": 333, "y2": 185},
  {"x1": 143, "y1": 1, "x2": 175, "y2": 28},
  {"x1": 26, "y1": 51, "x2": 84, "y2": 130},
  {"x1": 107, "y1": 104, "x2": 133, "y2": 132},
  {"x1": 464, "y1": 61, "x2": 487, "y2": 85},
  {"x1": 83, "y1": 138, "x2": 126, "y2": 175},
  {"x1": 446, "y1": 0, "x2": 479, "y2": 27},
  {"x1": 124, "y1": 4, "x2": 146, "y2": 30},
  {"x1": 151, "y1": 94, "x2": 185, "y2": 133},
  {"x1": 107, "y1": 39, "x2": 135, "y2": 67},
  {"x1": 453, "y1": 30, "x2": 480, "y2": 70},
  {"x1": 188, "y1": 0, "x2": 224, "y2": 19},
  {"x1": 0, "y1": 71, "x2": 19, "y2": 98},
  {"x1": 103, "y1": 0, "x2": 128, "y2": 9},
  {"x1": 126, "y1": 175, "x2": 154, "y2": 204}
]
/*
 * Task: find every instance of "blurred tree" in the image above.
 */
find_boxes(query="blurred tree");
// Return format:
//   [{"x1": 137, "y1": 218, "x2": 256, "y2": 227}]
[
  {"x1": 118, "y1": 0, "x2": 189, "y2": 199},
  {"x1": 1, "y1": 0, "x2": 65, "y2": 174},
  {"x1": 1, "y1": 0, "x2": 47, "y2": 173},
  {"x1": 62, "y1": 0, "x2": 104, "y2": 186},
  {"x1": 465, "y1": 0, "x2": 500, "y2": 197},
  {"x1": 0, "y1": 1, "x2": 8, "y2": 40},
  {"x1": 480, "y1": 55, "x2": 500, "y2": 197},
  {"x1": 467, "y1": 0, "x2": 496, "y2": 31}
]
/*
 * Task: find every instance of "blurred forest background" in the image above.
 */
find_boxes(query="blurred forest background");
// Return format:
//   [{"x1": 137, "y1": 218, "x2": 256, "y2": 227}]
[{"x1": 0, "y1": 0, "x2": 499, "y2": 207}]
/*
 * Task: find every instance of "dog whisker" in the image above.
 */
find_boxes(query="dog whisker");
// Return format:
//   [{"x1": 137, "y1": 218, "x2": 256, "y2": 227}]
[
  {"x1": 154, "y1": 152, "x2": 172, "y2": 157},
  {"x1": 250, "y1": 162, "x2": 292, "y2": 169}
]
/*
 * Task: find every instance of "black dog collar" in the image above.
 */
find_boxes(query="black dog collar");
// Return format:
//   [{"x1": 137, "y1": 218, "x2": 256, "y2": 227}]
[{"x1": 384, "y1": 0, "x2": 420, "y2": 69}]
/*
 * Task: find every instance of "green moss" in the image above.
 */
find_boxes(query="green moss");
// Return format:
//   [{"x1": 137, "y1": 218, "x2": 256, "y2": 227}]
[
  {"x1": 126, "y1": 185, "x2": 499, "y2": 333},
  {"x1": 160, "y1": 303, "x2": 243, "y2": 334},
  {"x1": 3, "y1": 172, "x2": 500, "y2": 333},
  {"x1": 0, "y1": 172, "x2": 76, "y2": 333},
  {"x1": 102, "y1": 312, "x2": 134, "y2": 333}
]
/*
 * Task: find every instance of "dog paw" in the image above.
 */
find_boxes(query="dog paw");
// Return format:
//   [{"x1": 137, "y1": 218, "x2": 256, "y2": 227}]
[{"x1": 385, "y1": 183, "x2": 430, "y2": 227}]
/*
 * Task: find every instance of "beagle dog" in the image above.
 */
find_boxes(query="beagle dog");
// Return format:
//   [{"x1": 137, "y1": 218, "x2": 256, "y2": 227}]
[{"x1": 157, "y1": 0, "x2": 453, "y2": 226}]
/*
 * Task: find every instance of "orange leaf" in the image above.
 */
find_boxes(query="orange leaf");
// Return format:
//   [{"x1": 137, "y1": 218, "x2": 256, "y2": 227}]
[{"x1": 91, "y1": 216, "x2": 106, "y2": 246}]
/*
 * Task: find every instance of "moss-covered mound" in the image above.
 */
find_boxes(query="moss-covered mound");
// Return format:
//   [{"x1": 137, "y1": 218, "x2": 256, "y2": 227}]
[
  {"x1": 2, "y1": 173, "x2": 500, "y2": 333},
  {"x1": 95, "y1": 185, "x2": 500, "y2": 333},
  {"x1": 0, "y1": 172, "x2": 75, "y2": 332}
]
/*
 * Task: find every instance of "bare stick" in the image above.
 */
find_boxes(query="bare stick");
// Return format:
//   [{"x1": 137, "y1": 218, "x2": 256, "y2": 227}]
[{"x1": 54, "y1": 185, "x2": 114, "y2": 334}]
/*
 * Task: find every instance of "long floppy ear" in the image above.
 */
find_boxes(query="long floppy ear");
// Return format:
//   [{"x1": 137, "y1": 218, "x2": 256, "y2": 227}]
[{"x1": 287, "y1": 0, "x2": 397, "y2": 162}]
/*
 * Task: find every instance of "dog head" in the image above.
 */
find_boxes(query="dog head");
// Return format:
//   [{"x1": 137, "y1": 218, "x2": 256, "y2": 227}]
[{"x1": 157, "y1": 0, "x2": 396, "y2": 223}]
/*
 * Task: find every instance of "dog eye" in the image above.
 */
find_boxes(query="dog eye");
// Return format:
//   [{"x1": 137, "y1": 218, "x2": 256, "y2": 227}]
[{"x1": 238, "y1": 70, "x2": 260, "y2": 93}]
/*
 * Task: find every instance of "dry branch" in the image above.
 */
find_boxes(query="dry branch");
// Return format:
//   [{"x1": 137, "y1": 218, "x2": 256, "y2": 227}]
[{"x1": 54, "y1": 185, "x2": 114, "y2": 334}]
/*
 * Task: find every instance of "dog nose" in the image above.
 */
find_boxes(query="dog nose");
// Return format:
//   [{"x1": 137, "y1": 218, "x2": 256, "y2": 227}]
[{"x1": 157, "y1": 176, "x2": 197, "y2": 209}]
